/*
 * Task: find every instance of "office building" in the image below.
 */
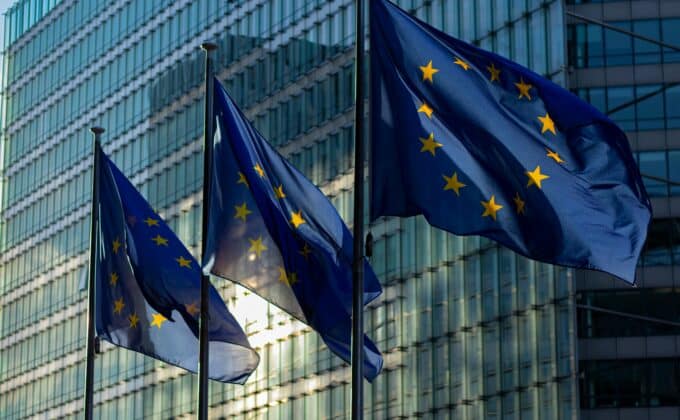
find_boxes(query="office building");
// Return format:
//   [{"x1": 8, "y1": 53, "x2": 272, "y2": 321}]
[
  {"x1": 567, "y1": 1, "x2": 680, "y2": 419},
  {"x1": 1, "y1": 0, "x2": 578, "y2": 418}
]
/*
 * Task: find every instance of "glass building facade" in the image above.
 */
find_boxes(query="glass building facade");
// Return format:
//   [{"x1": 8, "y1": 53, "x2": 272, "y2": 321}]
[
  {"x1": 566, "y1": 0, "x2": 680, "y2": 418},
  {"x1": 0, "y1": 1, "x2": 577, "y2": 418}
]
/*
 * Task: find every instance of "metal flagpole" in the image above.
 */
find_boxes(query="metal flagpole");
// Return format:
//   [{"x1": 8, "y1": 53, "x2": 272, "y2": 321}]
[
  {"x1": 197, "y1": 42, "x2": 217, "y2": 420},
  {"x1": 84, "y1": 127, "x2": 104, "y2": 420},
  {"x1": 351, "y1": 0, "x2": 366, "y2": 419}
]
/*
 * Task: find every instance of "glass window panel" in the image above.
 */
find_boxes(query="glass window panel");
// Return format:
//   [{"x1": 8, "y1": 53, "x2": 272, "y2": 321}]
[
  {"x1": 670, "y1": 219, "x2": 680, "y2": 265},
  {"x1": 635, "y1": 85, "x2": 665, "y2": 130},
  {"x1": 668, "y1": 151, "x2": 680, "y2": 195},
  {"x1": 638, "y1": 151, "x2": 667, "y2": 197},
  {"x1": 666, "y1": 85, "x2": 680, "y2": 129},
  {"x1": 633, "y1": 20, "x2": 661, "y2": 65},
  {"x1": 607, "y1": 86, "x2": 635, "y2": 131},
  {"x1": 662, "y1": 18, "x2": 680, "y2": 63},
  {"x1": 530, "y1": 11, "x2": 547, "y2": 75},
  {"x1": 604, "y1": 21, "x2": 633, "y2": 66}
]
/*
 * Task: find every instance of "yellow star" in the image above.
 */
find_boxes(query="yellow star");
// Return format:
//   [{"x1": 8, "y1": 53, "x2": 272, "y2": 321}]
[
  {"x1": 144, "y1": 217, "x2": 159, "y2": 227},
  {"x1": 237, "y1": 171, "x2": 249, "y2": 187},
  {"x1": 515, "y1": 78, "x2": 533, "y2": 100},
  {"x1": 419, "y1": 132, "x2": 443, "y2": 156},
  {"x1": 176, "y1": 256, "x2": 192, "y2": 268},
  {"x1": 546, "y1": 148, "x2": 565, "y2": 163},
  {"x1": 128, "y1": 313, "x2": 139, "y2": 328},
  {"x1": 234, "y1": 202, "x2": 252, "y2": 222},
  {"x1": 538, "y1": 113, "x2": 557, "y2": 135},
  {"x1": 278, "y1": 267, "x2": 298, "y2": 286},
  {"x1": 526, "y1": 166, "x2": 550, "y2": 189},
  {"x1": 289, "y1": 272, "x2": 298, "y2": 285},
  {"x1": 278, "y1": 266, "x2": 290, "y2": 285},
  {"x1": 185, "y1": 302, "x2": 199, "y2": 316},
  {"x1": 481, "y1": 195, "x2": 503, "y2": 221},
  {"x1": 254, "y1": 163, "x2": 265, "y2": 178},
  {"x1": 109, "y1": 272, "x2": 119, "y2": 286},
  {"x1": 453, "y1": 57, "x2": 470, "y2": 70},
  {"x1": 112, "y1": 238, "x2": 121, "y2": 254},
  {"x1": 290, "y1": 210, "x2": 306, "y2": 229},
  {"x1": 299, "y1": 243, "x2": 312, "y2": 260},
  {"x1": 113, "y1": 298, "x2": 125, "y2": 315},
  {"x1": 419, "y1": 60, "x2": 439, "y2": 83},
  {"x1": 513, "y1": 193, "x2": 526, "y2": 215},
  {"x1": 442, "y1": 172, "x2": 466, "y2": 196},
  {"x1": 487, "y1": 63, "x2": 501, "y2": 82},
  {"x1": 274, "y1": 185, "x2": 286, "y2": 199},
  {"x1": 150, "y1": 313, "x2": 167, "y2": 329},
  {"x1": 248, "y1": 236, "x2": 268, "y2": 258},
  {"x1": 417, "y1": 102, "x2": 434, "y2": 119},
  {"x1": 151, "y1": 234, "x2": 169, "y2": 246}
]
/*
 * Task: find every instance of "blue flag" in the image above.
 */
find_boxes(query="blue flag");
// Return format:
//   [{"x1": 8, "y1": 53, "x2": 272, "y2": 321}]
[
  {"x1": 370, "y1": 0, "x2": 651, "y2": 282},
  {"x1": 94, "y1": 144, "x2": 259, "y2": 383},
  {"x1": 203, "y1": 79, "x2": 384, "y2": 380}
]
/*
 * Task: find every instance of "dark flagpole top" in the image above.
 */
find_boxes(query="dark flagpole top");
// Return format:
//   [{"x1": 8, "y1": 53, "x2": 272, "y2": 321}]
[
  {"x1": 90, "y1": 127, "x2": 104, "y2": 135},
  {"x1": 200, "y1": 42, "x2": 217, "y2": 51}
]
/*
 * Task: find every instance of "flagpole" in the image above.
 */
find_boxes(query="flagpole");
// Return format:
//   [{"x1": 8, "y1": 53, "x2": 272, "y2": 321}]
[
  {"x1": 84, "y1": 127, "x2": 104, "y2": 420},
  {"x1": 198, "y1": 42, "x2": 216, "y2": 420},
  {"x1": 351, "y1": 0, "x2": 366, "y2": 419}
]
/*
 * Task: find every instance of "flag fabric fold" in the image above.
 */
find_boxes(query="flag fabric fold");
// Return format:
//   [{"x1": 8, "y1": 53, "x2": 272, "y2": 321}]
[
  {"x1": 369, "y1": 0, "x2": 651, "y2": 283},
  {"x1": 94, "y1": 144, "x2": 259, "y2": 384},
  {"x1": 203, "y1": 78, "x2": 383, "y2": 380}
]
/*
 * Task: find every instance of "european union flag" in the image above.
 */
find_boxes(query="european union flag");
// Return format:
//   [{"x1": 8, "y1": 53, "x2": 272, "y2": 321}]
[
  {"x1": 203, "y1": 79, "x2": 384, "y2": 380},
  {"x1": 94, "y1": 143, "x2": 259, "y2": 383},
  {"x1": 370, "y1": 0, "x2": 651, "y2": 282}
]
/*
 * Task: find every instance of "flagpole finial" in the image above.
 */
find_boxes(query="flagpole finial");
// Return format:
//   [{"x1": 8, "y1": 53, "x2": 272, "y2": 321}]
[
  {"x1": 90, "y1": 127, "x2": 104, "y2": 135},
  {"x1": 200, "y1": 42, "x2": 217, "y2": 51}
]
